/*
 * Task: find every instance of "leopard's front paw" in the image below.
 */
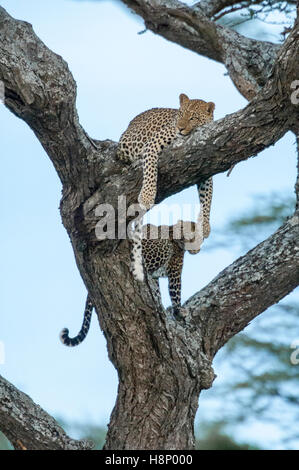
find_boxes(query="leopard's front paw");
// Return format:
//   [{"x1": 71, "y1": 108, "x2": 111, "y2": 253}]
[{"x1": 131, "y1": 261, "x2": 145, "y2": 283}]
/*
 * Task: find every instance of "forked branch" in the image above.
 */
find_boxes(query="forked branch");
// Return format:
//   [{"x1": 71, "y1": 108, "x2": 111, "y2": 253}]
[{"x1": 0, "y1": 375, "x2": 93, "y2": 450}]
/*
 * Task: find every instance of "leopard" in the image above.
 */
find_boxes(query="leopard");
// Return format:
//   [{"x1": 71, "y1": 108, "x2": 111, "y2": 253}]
[
  {"x1": 59, "y1": 95, "x2": 215, "y2": 346},
  {"x1": 118, "y1": 93, "x2": 215, "y2": 210},
  {"x1": 130, "y1": 177, "x2": 213, "y2": 283},
  {"x1": 118, "y1": 93, "x2": 215, "y2": 282},
  {"x1": 140, "y1": 214, "x2": 204, "y2": 318},
  {"x1": 59, "y1": 219, "x2": 202, "y2": 347},
  {"x1": 59, "y1": 188, "x2": 208, "y2": 347}
]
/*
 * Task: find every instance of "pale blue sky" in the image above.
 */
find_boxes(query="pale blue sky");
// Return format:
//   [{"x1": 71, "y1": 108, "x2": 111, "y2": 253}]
[{"x1": 0, "y1": 0, "x2": 298, "y2": 448}]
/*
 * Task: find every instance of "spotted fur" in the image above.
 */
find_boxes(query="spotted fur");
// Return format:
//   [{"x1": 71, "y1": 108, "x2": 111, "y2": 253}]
[
  {"x1": 118, "y1": 94, "x2": 214, "y2": 282},
  {"x1": 130, "y1": 177, "x2": 213, "y2": 287},
  {"x1": 118, "y1": 93, "x2": 215, "y2": 209},
  {"x1": 133, "y1": 181, "x2": 208, "y2": 314},
  {"x1": 198, "y1": 177, "x2": 213, "y2": 239},
  {"x1": 141, "y1": 212, "x2": 204, "y2": 318},
  {"x1": 130, "y1": 215, "x2": 145, "y2": 282},
  {"x1": 60, "y1": 96, "x2": 215, "y2": 345},
  {"x1": 60, "y1": 295, "x2": 93, "y2": 347},
  {"x1": 63, "y1": 209, "x2": 204, "y2": 344}
]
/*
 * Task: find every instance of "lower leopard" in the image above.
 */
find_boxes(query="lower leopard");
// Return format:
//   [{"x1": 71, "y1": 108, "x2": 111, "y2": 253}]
[
  {"x1": 59, "y1": 185, "x2": 208, "y2": 346},
  {"x1": 130, "y1": 177, "x2": 212, "y2": 283}
]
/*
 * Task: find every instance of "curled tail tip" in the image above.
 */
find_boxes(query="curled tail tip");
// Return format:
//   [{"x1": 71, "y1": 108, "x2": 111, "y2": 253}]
[
  {"x1": 59, "y1": 328, "x2": 82, "y2": 347},
  {"x1": 59, "y1": 328, "x2": 72, "y2": 346}
]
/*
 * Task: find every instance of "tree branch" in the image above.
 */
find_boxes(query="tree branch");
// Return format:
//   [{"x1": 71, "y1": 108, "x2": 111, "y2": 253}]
[
  {"x1": 197, "y1": 0, "x2": 297, "y2": 20},
  {"x1": 0, "y1": 375, "x2": 93, "y2": 450},
  {"x1": 1, "y1": 1, "x2": 297, "y2": 259},
  {"x1": 79, "y1": 15, "x2": 299, "y2": 249},
  {"x1": 1, "y1": 4, "x2": 297, "y2": 255},
  {"x1": 1, "y1": 2, "x2": 298, "y2": 449},
  {"x1": 186, "y1": 213, "x2": 299, "y2": 357},
  {"x1": 0, "y1": 7, "x2": 97, "y2": 188},
  {"x1": 196, "y1": 0, "x2": 246, "y2": 18},
  {"x1": 296, "y1": 132, "x2": 299, "y2": 211},
  {"x1": 121, "y1": 0, "x2": 280, "y2": 99}
]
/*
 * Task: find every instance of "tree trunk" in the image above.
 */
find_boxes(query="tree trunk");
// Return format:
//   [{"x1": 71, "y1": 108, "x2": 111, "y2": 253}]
[{"x1": 0, "y1": 2, "x2": 298, "y2": 449}]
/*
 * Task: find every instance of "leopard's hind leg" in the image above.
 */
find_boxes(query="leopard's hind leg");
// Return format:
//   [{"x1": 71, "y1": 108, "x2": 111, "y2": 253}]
[{"x1": 197, "y1": 177, "x2": 213, "y2": 239}]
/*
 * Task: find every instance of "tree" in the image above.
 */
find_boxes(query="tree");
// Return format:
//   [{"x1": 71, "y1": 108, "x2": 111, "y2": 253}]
[
  {"x1": 195, "y1": 422, "x2": 260, "y2": 450},
  {"x1": 48, "y1": 419, "x2": 262, "y2": 450},
  {"x1": 198, "y1": 192, "x2": 299, "y2": 448},
  {"x1": 0, "y1": 0, "x2": 298, "y2": 450}
]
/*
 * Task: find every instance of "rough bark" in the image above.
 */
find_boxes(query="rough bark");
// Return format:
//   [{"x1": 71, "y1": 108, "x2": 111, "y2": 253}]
[
  {"x1": 0, "y1": 3, "x2": 298, "y2": 450},
  {"x1": 122, "y1": 0, "x2": 280, "y2": 99},
  {"x1": 187, "y1": 214, "x2": 299, "y2": 356},
  {"x1": 197, "y1": 0, "x2": 297, "y2": 19},
  {"x1": 0, "y1": 375, "x2": 93, "y2": 450}
]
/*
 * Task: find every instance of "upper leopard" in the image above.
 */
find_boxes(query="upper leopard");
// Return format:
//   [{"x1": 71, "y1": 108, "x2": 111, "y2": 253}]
[{"x1": 117, "y1": 93, "x2": 215, "y2": 209}]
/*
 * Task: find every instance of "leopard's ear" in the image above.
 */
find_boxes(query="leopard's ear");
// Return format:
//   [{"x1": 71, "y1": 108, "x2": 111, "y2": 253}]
[
  {"x1": 179, "y1": 93, "x2": 189, "y2": 107},
  {"x1": 207, "y1": 102, "x2": 215, "y2": 114}
]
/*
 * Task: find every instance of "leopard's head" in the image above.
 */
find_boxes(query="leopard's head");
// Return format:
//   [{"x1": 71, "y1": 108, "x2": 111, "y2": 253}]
[{"x1": 176, "y1": 93, "x2": 215, "y2": 136}]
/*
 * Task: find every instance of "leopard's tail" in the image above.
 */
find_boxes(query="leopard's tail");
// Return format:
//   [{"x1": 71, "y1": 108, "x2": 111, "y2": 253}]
[
  {"x1": 131, "y1": 215, "x2": 145, "y2": 282},
  {"x1": 60, "y1": 294, "x2": 93, "y2": 347}
]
